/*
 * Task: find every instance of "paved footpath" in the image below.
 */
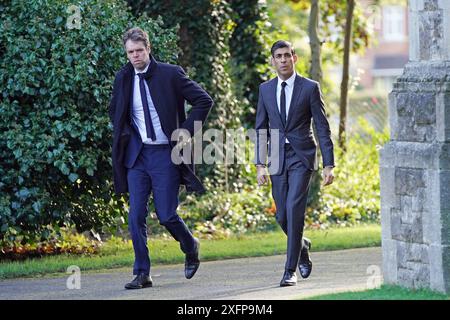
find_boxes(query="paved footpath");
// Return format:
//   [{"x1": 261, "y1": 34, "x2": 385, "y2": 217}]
[{"x1": 0, "y1": 247, "x2": 382, "y2": 300}]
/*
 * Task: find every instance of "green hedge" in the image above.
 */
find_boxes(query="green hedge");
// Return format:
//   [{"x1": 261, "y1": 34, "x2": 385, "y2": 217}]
[
  {"x1": 0, "y1": 0, "x2": 179, "y2": 247},
  {"x1": 306, "y1": 118, "x2": 389, "y2": 227},
  {"x1": 179, "y1": 181, "x2": 275, "y2": 239}
]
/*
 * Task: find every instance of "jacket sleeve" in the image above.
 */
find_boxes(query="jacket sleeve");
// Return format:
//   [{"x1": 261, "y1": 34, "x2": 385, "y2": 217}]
[
  {"x1": 176, "y1": 66, "x2": 214, "y2": 136},
  {"x1": 255, "y1": 85, "x2": 269, "y2": 166},
  {"x1": 310, "y1": 82, "x2": 334, "y2": 167}
]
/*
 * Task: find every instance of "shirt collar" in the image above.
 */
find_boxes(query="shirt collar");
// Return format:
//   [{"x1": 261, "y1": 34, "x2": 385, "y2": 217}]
[
  {"x1": 134, "y1": 61, "x2": 150, "y2": 75},
  {"x1": 278, "y1": 71, "x2": 296, "y2": 87}
]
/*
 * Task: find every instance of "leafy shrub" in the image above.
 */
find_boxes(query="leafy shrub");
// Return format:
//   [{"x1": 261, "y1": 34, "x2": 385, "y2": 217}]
[
  {"x1": 347, "y1": 91, "x2": 388, "y2": 134},
  {"x1": 0, "y1": 227, "x2": 102, "y2": 260},
  {"x1": 306, "y1": 118, "x2": 389, "y2": 228},
  {"x1": 0, "y1": 0, "x2": 179, "y2": 247},
  {"x1": 98, "y1": 235, "x2": 132, "y2": 256},
  {"x1": 178, "y1": 184, "x2": 275, "y2": 239}
]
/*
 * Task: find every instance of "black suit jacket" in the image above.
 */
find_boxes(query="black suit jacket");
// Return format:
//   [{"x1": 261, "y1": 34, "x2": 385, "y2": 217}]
[
  {"x1": 255, "y1": 75, "x2": 334, "y2": 175},
  {"x1": 109, "y1": 55, "x2": 213, "y2": 194}
]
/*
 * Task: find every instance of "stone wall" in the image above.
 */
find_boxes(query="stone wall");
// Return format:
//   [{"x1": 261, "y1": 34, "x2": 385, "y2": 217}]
[{"x1": 380, "y1": 0, "x2": 450, "y2": 294}]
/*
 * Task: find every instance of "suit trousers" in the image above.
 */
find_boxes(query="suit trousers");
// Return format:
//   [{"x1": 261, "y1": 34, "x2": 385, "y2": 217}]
[
  {"x1": 270, "y1": 143, "x2": 313, "y2": 272},
  {"x1": 127, "y1": 144, "x2": 196, "y2": 276}
]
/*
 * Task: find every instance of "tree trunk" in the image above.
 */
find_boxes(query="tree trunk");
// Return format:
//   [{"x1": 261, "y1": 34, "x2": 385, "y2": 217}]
[
  {"x1": 308, "y1": 0, "x2": 322, "y2": 83},
  {"x1": 338, "y1": 0, "x2": 355, "y2": 151},
  {"x1": 307, "y1": 0, "x2": 322, "y2": 207}
]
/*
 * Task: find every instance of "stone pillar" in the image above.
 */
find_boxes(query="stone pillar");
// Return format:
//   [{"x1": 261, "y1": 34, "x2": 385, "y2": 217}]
[{"x1": 380, "y1": 0, "x2": 450, "y2": 294}]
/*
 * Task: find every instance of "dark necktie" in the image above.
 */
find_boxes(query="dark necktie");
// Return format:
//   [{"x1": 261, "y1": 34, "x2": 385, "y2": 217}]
[
  {"x1": 137, "y1": 73, "x2": 156, "y2": 140},
  {"x1": 280, "y1": 81, "x2": 287, "y2": 127}
]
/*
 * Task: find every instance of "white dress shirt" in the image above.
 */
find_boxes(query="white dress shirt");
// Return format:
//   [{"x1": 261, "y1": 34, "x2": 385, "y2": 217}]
[
  {"x1": 276, "y1": 71, "x2": 296, "y2": 143},
  {"x1": 132, "y1": 63, "x2": 169, "y2": 145}
]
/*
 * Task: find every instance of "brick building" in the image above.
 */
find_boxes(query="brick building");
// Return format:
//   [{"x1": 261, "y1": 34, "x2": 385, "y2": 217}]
[{"x1": 357, "y1": 0, "x2": 409, "y2": 91}]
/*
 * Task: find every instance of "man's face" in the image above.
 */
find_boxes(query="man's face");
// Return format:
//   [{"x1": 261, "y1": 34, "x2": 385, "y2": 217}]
[
  {"x1": 271, "y1": 46, "x2": 297, "y2": 80},
  {"x1": 125, "y1": 40, "x2": 150, "y2": 71}
]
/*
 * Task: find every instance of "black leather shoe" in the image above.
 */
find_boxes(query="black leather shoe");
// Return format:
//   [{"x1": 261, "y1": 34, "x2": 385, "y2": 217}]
[
  {"x1": 185, "y1": 238, "x2": 200, "y2": 279},
  {"x1": 299, "y1": 238, "x2": 312, "y2": 279},
  {"x1": 280, "y1": 270, "x2": 297, "y2": 287},
  {"x1": 124, "y1": 274, "x2": 153, "y2": 289}
]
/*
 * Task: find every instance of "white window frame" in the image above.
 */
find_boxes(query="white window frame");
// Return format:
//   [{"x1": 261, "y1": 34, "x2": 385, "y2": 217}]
[{"x1": 382, "y1": 5, "x2": 405, "y2": 42}]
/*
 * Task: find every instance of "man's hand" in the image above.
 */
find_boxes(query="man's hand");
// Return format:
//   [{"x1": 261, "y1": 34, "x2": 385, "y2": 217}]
[
  {"x1": 322, "y1": 166, "x2": 334, "y2": 186},
  {"x1": 257, "y1": 165, "x2": 269, "y2": 186}
]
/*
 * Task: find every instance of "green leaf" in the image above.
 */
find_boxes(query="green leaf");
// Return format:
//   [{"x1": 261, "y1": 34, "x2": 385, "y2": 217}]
[
  {"x1": 68, "y1": 173, "x2": 79, "y2": 182},
  {"x1": 60, "y1": 163, "x2": 70, "y2": 175},
  {"x1": 18, "y1": 188, "x2": 30, "y2": 199},
  {"x1": 32, "y1": 201, "x2": 42, "y2": 213}
]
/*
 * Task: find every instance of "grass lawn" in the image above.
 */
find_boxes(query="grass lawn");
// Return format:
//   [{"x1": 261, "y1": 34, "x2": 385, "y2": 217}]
[
  {"x1": 305, "y1": 284, "x2": 449, "y2": 300},
  {"x1": 0, "y1": 223, "x2": 380, "y2": 280}
]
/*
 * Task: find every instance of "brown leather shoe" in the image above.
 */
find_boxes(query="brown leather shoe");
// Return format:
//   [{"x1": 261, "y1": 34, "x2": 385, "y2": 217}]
[{"x1": 124, "y1": 274, "x2": 153, "y2": 289}]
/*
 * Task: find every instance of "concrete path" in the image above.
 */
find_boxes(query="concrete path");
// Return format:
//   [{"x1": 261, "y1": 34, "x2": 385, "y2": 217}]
[{"x1": 0, "y1": 247, "x2": 382, "y2": 300}]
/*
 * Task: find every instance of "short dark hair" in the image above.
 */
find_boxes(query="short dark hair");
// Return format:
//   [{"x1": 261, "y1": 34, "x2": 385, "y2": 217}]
[
  {"x1": 270, "y1": 40, "x2": 295, "y2": 57},
  {"x1": 122, "y1": 27, "x2": 151, "y2": 49}
]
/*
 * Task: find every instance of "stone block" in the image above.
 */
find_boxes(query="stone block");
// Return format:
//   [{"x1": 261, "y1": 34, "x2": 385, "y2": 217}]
[
  {"x1": 390, "y1": 208, "x2": 402, "y2": 241},
  {"x1": 395, "y1": 168, "x2": 425, "y2": 195},
  {"x1": 382, "y1": 238, "x2": 398, "y2": 284},
  {"x1": 380, "y1": 167, "x2": 396, "y2": 204},
  {"x1": 379, "y1": 142, "x2": 396, "y2": 166},
  {"x1": 415, "y1": 94, "x2": 436, "y2": 125},
  {"x1": 436, "y1": 93, "x2": 450, "y2": 142},
  {"x1": 400, "y1": 196, "x2": 413, "y2": 218},
  {"x1": 391, "y1": 207, "x2": 423, "y2": 243},
  {"x1": 388, "y1": 93, "x2": 399, "y2": 140},
  {"x1": 380, "y1": 167, "x2": 397, "y2": 240},
  {"x1": 428, "y1": 169, "x2": 441, "y2": 212},
  {"x1": 397, "y1": 242, "x2": 429, "y2": 268},
  {"x1": 429, "y1": 243, "x2": 445, "y2": 293},
  {"x1": 397, "y1": 241, "x2": 430, "y2": 289},
  {"x1": 423, "y1": 215, "x2": 441, "y2": 245},
  {"x1": 397, "y1": 268, "x2": 415, "y2": 288},
  {"x1": 394, "y1": 92, "x2": 436, "y2": 140},
  {"x1": 411, "y1": 263, "x2": 431, "y2": 289},
  {"x1": 393, "y1": 141, "x2": 439, "y2": 169},
  {"x1": 412, "y1": 188, "x2": 426, "y2": 212},
  {"x1": 419, "y1": 1, "x2": 445, "y2": 61},
  {"x1": 381, "y1": 209, "x2": 391, "y2": 240},
  {"x1": 438, "y1": 142, "x2": 450, "y2": 169}
]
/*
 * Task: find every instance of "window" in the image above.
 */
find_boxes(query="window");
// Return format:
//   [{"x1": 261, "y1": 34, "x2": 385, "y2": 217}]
[{"x1": 383, "y1": 6, "x2": 405, "y2": 41}]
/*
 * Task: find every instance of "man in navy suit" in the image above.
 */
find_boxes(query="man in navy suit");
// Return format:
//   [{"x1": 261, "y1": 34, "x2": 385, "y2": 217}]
[
  {"x1": 255, "y1": 40, "x2": 335, "y2": 286},
  {"x1": 109, "y1": 27, "x2": 213, "y2": 289}
]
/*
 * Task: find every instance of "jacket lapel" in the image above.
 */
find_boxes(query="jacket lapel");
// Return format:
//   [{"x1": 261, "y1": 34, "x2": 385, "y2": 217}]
[
  {"x1": 144, "y1": 56, "x2": 171, "y2": 135},
  {"x1": 286, "y1": 75, "x2": 304, "y2": 128}
]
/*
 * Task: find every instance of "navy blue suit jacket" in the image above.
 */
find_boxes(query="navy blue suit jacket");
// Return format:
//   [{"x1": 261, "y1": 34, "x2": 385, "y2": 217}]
[
  {"x1": 109, "y1": 55, "x2": 213, "y2": 194},
  {"x1": 255, "y1": 75, "x2": 334, "y2": 175}
]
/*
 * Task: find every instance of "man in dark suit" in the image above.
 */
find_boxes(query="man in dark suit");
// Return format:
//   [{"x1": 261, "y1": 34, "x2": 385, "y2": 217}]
[
  {"x1": 109, "y1": 27, "x2": 213, "y2": 289},
  {"x1": 255, "y1": 40, "x2": 335, "y2": 287}
]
